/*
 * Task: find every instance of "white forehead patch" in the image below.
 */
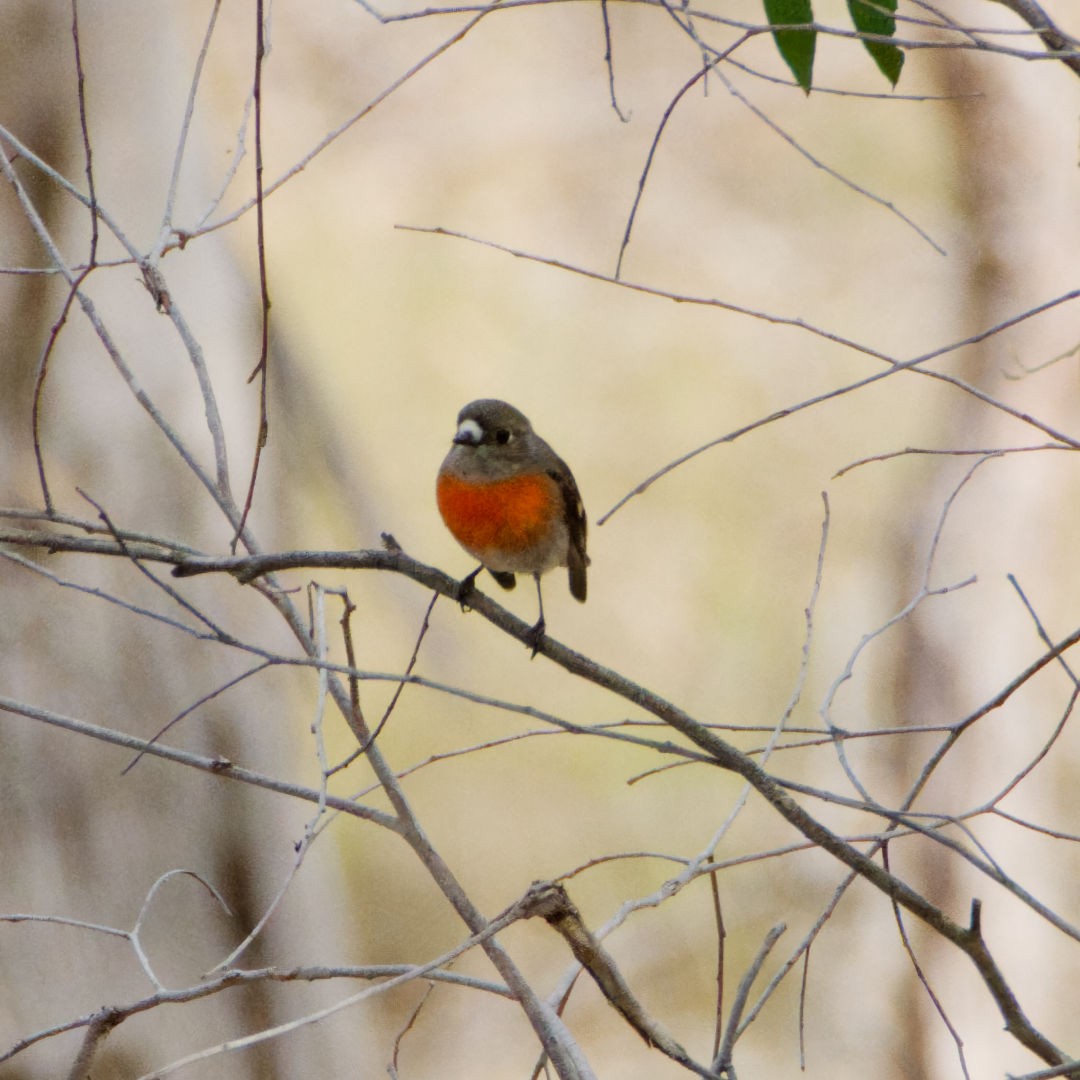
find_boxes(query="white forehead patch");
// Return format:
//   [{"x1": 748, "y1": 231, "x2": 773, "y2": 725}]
[{"x1": 456, "y1": 418, "x2": 483, "y2": 442}]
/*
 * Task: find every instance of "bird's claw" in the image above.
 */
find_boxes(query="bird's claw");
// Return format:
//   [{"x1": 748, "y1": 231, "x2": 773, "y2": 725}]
[
  {"x1": 524, "y1": 617, "x2": 546, "y2": 658},
  {"x1": 454, "y1": 566, "x2": 482, "y2": 610}
]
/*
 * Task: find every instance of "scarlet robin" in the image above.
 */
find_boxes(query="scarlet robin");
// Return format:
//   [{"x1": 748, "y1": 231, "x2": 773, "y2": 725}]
[{"x1": 436, "y1": 399, "x2": 588, "y2": 653}]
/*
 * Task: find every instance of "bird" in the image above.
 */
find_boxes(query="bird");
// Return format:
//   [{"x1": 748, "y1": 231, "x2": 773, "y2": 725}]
[{"x1": 436, "y1": 399, "x2": 588, "y2": 653}]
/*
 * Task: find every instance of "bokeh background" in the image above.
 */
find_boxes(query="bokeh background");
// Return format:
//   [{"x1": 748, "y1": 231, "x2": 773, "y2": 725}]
[{"x1": 1, "y1": 0, "x2": 1078, "y2": 1077}]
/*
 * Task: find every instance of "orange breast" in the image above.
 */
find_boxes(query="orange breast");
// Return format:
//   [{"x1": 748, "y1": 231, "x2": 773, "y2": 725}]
[{"x1": 437, "y1": 471, "x2": 557, "y2": 556}]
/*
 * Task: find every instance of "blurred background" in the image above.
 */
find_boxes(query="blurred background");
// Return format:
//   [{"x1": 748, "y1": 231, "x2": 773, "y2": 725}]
[{"x1": 1, "y1": 0, "x2": 1078, "y2": 1077}]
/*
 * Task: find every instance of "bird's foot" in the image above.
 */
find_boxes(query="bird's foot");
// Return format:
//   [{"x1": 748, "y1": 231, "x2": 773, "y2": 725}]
[
  {"x1": 524, "y1": 616, "x2": 546, "y2": 658},
  {"x1": 454, "y1": 566, "x2": 483, "y2": 610}
]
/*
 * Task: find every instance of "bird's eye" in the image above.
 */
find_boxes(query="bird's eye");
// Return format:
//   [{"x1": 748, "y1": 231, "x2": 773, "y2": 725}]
[{"x1": 495, "y1": 429, "x2": 511, "y2": 445}]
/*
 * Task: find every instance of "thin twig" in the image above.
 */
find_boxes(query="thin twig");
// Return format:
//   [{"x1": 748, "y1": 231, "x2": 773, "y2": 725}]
[
  {"x1": 713, "y1": 923, "x2": 786, "y2": 1073},
  {"x1": 390, "y1": 981, "x2": 436, "y2": 1075},
  {"x1": 716, "y1": 67, "x2": 945, "y2": 255},
  {"x1": 233, "y1": 0, "x2": 272, "y2": 550},
  {"x1": 613, "y1": 34, "x2": 752, "y2": 279},
  {"x1": 882, "y1": 844, "x2": 972, "y2": 1079},
  {"x1": 0, "y1": 695, "x2": 401, "y2": 831},
  {"x1": 158, "y1": 0, "x2": 224, "y2": 238},
  {"x1": 122, "y1": 662, "x2": 275, "y2": 775},
  {"x1": 599, "y1": 0, "x2": 630, "y2": 122},
  {"x1": 31, "y1": 0, "x2": 100, "y2": 514},
  {"x1": 393, "y1": 226, "x2": 1080, "y2": 525},
  {"x1": 709, "y1": 872, "x2": 725, "y2": 1060},
  {"x1": 335, "y1": 590, "x2": 438, "y2": 769}
]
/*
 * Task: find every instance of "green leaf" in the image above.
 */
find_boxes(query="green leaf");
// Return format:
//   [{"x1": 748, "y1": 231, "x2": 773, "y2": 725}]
[
  {"x1": 847, "y1": 0, "x2": 905, "y2": 87},
  {"x1": 764, "y1": 0, "x2": 816, "y2": 94}
]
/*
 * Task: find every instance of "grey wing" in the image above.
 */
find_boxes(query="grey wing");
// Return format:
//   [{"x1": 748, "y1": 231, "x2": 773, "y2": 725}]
[{"x1": 548, "y1": 459, "x2": 589, "y2": 603}]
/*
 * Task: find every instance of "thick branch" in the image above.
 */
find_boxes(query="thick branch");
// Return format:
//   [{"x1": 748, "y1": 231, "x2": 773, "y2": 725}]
[
  {"x1": 525, "y1": 883, "x2": 719, "y2": 1079},
  {"x1": 173, "y1": 546, "x2": 1078, "y2": 1066},
  {"x1": 3, "y1": 526, "x2": 1074, "y2": 1067}
]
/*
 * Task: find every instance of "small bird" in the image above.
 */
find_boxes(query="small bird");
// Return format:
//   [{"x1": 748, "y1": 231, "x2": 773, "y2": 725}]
[{"x1": 436, "y1": 399, "x2": 588, "y2": 652}]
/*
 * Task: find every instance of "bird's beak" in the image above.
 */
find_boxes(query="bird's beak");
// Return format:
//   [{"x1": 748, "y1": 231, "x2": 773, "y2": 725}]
[{"x1": 452, "y1": 418, "x2": 483, "y2": 446}]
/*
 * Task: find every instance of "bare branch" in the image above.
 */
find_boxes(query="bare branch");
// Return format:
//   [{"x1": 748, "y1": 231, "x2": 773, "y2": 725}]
[
  {"x1": 986, "y1": 0, "x2": 1080, "y2": 77},
  {"x1": 526, "y1": 883, "x2": 720, "y2": 1079},
  {"x1": 0, "y1": 695, "x2": 402, "y2": 832}
]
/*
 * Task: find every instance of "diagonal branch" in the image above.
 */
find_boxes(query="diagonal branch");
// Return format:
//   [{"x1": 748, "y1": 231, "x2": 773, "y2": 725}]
[
  {"x1": 986, "y1": 0, "x2": 1080, "y2": 77},
  {"x1": 6, "y1": 523, "x2": 1071, "y2": 1067},
  {"x1": 525, "y1": 883, "x2": 720, "y2": 1078}
]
